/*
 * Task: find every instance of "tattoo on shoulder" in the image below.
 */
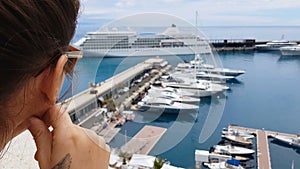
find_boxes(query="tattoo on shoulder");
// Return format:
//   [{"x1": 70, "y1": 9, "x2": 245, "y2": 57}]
[{"x1": 52, "y1": 153, "x2": 72, "y2": 169}]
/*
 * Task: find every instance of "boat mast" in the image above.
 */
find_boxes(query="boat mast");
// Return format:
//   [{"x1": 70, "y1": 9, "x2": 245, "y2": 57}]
[
  {"x1": 125, "y1": 130, "x2": 127, "y2": 145},
  {"x1": 195, "y1": 11, "x2": 198, "y2": 29},
  {"x1": 194, "y1": 11, "x2": 199, "y2": 82}
]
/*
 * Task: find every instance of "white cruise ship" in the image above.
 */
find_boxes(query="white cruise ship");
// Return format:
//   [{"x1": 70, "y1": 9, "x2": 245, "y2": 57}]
[{"x1": 74, "y1": 24, "x2": 211, "y2": 57}]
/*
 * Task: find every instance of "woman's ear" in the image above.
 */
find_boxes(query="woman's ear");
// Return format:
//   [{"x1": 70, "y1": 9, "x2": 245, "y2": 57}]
[{"x1": 39, "y1": 55, "x2": 68, "y2": 105}]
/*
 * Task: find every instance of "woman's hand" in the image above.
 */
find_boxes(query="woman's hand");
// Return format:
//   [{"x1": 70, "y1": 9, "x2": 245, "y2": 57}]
[{"x1": 28, "y1": 105, "x2": 110, "y2": 169}]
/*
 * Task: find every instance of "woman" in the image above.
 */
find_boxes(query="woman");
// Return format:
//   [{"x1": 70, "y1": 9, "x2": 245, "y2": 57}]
[{"x1": 0, "y1": 1, "x2": 110, "y2": 168}]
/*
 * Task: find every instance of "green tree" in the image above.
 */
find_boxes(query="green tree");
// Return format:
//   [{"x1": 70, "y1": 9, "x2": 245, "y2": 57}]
[
  {"x1": 118, "y1": 151, "x2": 132, "y2": 165},
  {"x1": 153, "y1": 157, "x2": 164, "y2": 169}
]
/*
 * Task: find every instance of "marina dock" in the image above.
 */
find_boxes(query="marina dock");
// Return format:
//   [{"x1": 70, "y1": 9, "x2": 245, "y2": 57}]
[
  {"x1": 228, "y1": 125, "x2": 299, "y2": 169},
  {"x1": 121, "y1": 125, "x2": 167, "y2": 155},
  {"x1": 98, "y1": 122, "x2": 121, "y2": 143}
]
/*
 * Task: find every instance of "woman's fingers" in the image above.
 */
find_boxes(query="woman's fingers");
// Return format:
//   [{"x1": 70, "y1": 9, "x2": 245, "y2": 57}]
[{"x1": 28, "y1": 117, "x2": 52, "y2": 169}]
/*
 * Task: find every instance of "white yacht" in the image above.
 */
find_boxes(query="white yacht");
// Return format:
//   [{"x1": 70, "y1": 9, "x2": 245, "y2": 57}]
[
  {"x1": 161, "y1": 74, "x2": 229, "y2": 97},
  {"x1": 162, "y1": 80, "x2": 227, "y2": 97},
  {"x1": 172, "y1": 68, "x2": 235, "y2": 82},
  {"x1": 280, "y1": 44, "x2": 300, "y2": 56},
  {"x1": 273, "y1": 135, "x2": 300, "y2": 148},
  {"x1": 146, "y1": 89, "x2": 200, "y2": 104},
  {"x1": 196, "y1": 71, "x2": 235, "y2": 81},
  {"x1": 222, "y1": 128, "x2": 254, "y2": 139},
  {"x1": 149, "y1": 84, "x2": 195, "y2": 97},
  {"x1": 176, "y1": 63, "x2": 245, "y2": 77},
  {"x1": 222, "y1": 128, "x2": 253, "y2": 136},
  {"x1": 204, "y1": 159, "x2": 244, "y2": 169},
  {"x1": 213, "y1": 145, "x2": 255, "y2": 155},
  {"x1": 255, "y1": 38, "x2": 297, "y2": 51},
  {"x1": 222, "y1": 135, "x2": 253, "y2": 146},
  {"x1": 75, "y1": 24, "x2": 211, "y2": 57},
  {"x1": 137, "y1": 97, "x2": 199, "y2": 113}
]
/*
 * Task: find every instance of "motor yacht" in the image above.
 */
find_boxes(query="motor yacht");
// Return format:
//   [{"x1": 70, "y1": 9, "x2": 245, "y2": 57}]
[
  {"x1": 146, "y1": 89, "x2": 200, "y2": 104},
  {"x1": 280, "y1": 44, "x2": 300, "y2": 56},
  {"x1": 222, "y1": 135, "x2": 253, "y2": 146},
  {"x1": 204, "y1": 159, "x2": 245, "y2": 169},
  {"x1": 176, "y1": 63, "x2": 245, "y2": 77},
  {"x1": 149, "y1": 83, "x2": 195, "y2": 97},
  {"x1": 196, "y1": 71, "x2": 235, "y2": 81},
  {"x1": 213, "y1": 145, "x2": 255, "y2": 155},
  {"x1": 273, "y1": 135, "x2": 300, "y2": 149},
  {"x1": 255, "y1": 38, "x2": 297, "y2": 51},
  {"x1": 222, "y1": 128, "x2": 254, "y2": 139},
  {"x1": 137, "y1": 97, "x2": 199, "y2": 113},
  {"x1": 162, "y1": 77, "x2": 229, "y2": 97}
]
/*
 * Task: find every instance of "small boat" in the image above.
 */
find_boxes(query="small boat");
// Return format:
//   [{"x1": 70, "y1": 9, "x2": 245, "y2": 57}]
[
  {"x1": 116, "y1": 118, "x2": 126, "y2": 126},
  {"x1": 213, "y1": 145, "x2": 255, "y2": 155},
  {"x1": 211, "y1": 152, "x2": 249, "y2": 161},
  {"x1": 222, "y1": 128, "x2": 253, "y2": 136},
  {"x1": 233, "y1": 156, "x2": 249, "y2": 162},
  {"x1": 222, "y1": 135, "x2": 253, "y2": 145},
  {"x1": 137, "y1": 97, "x2": 199, "y2": 113},
  {"x1": 122, "y1": 110, "x2": 135, "y2": 121},
  {"x1": 255, "y1": 36, "x2": 297, "y2": 51},
  {"x1": 280, "y1": 44, "x2": 300, "y2": 56},
  {"x1": 273, "y1": 135, "x2": 300, "y2": 149},
  {"x1": 204, "y1": 159, "x2": 244, "y2": 169},
  {"x1": 222, "y1": 129, "x2": 254, "y2": 139}
]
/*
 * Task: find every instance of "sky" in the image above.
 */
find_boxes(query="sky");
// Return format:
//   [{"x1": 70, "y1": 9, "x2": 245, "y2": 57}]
[{"x1": 79, "y1": 0, "x2": 300, "y2": 26}]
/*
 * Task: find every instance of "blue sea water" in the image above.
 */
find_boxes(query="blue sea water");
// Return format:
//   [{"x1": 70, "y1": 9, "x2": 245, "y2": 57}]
[{"x1": 72, "y1": 24, "x2": 300, "y2": 168}]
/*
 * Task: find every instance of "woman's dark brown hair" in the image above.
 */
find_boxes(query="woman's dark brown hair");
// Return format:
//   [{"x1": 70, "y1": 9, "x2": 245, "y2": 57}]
[{"x1": 0, "y1": 0, "x2": 80, "y2": 153}]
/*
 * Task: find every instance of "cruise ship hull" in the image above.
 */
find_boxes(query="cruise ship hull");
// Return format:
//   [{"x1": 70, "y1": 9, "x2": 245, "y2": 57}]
[{"x1": 82, "y1": 46, "x2": 209, "y2": 58}]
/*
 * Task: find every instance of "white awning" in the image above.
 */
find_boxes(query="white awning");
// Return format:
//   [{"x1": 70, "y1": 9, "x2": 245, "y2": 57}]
[
  {"x1": 128, "y1": 154, "x2": 155, "y2": 168},
  {"x1": 162, "y1": 164, "x2": 184, "y2": 169}
]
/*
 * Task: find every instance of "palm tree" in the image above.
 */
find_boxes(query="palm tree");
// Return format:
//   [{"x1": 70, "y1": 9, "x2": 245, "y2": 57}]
[
  {"x1": 153, "y1": 157, "x2": 164, "y2": 169},
  {"x1": 118, "y1": 151, "x2": 132, "y2": 165}
]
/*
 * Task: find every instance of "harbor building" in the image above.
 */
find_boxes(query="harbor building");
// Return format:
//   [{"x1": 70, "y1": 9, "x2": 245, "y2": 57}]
[{"x1": 63, "y1": 57, "x2": 169, "y2": 129}]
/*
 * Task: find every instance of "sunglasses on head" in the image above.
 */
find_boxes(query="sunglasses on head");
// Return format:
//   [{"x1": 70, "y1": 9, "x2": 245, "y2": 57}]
[
  {"x1": 34, "y1": 45, "x2": 83, "y2": 77},
  {"x1": 64, "y1": 45, "x2": 83, "y2": 74}
]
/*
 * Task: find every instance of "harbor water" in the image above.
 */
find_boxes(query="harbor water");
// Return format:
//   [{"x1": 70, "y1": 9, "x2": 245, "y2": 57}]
[{"x1": 72, "y1": 26, "x2": 300, "y2": 168}]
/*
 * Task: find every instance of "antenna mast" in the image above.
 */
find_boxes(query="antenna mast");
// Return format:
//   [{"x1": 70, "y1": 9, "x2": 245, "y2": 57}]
[{"x1": 195, "y1": 11, "x2": 198, "y2": 28}]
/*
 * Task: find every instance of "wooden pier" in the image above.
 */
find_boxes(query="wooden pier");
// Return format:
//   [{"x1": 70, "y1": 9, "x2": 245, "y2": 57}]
[
  {"x1": 98, "y1": 121, "x2": 121, "y2": 143},
  {"x1": 228, "y1": 125, "x2": 299, "y2": 169},
  {"x1": 121, "y1": 125, "x2": 167, "y2": 155},
  {"x1": 210, "y1": 39, "x2": 300, "y2": 51}
]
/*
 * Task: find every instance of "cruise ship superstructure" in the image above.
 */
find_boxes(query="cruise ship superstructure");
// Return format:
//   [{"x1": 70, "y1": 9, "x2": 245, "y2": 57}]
[{"x1": 74, "y1": 24, "x2": 211, "y2": 57}]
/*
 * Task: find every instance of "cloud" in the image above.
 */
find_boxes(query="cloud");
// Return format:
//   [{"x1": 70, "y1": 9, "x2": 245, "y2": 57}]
[
  {"x1": 115, "y1": 0, "x2": 136, "y2": 8},
  {"x1": 80, "y1": 0, "x2": 300, "y2": 26}
]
